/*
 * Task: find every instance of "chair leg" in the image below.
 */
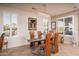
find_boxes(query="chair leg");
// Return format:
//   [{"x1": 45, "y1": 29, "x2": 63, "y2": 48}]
[
  {"x1": 6, "y1": 43, "x2": 8, "y2": 50},
  {"x1": 0, "y1": 48, "x2": 3, "y2": 52},
  {"x1": 0, "y1": 48, "x2": 2, "y2": 50}
]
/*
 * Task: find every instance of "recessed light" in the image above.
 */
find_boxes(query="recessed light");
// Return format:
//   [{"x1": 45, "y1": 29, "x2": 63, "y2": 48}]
[
  {"x1": 42, "y1": 4, "x2": 47, "y2": 6},
  {"x1": 32, "y1": 7, "x2": 37, "y2": 10},
  {"x1": 73, "y1": 6, "x2": 77, "y2": 9}
]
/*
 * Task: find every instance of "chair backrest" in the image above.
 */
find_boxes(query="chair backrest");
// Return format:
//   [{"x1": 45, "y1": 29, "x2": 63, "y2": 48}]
[
  {"x1": 0, "y1": 33, "x2": 5, "y2": 49},
  {"x1": 53, "y1": 32, "x2": 59, "y2": 54},
  {"x1": 29, "y1": 31, "x2": 34, "y2": 40},
  {"x1": 38, "y1": 31, "x2": 42, "y2": 39},
  {"x1": 44, "y1": 32, "x2": 51, "y2": 56}
]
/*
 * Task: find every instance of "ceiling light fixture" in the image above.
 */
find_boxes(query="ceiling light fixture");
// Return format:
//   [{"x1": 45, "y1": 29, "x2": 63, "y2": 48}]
[
  {"x1": 73, "y1": 6, "x2": 77, "y2": 9},
  {"x1": 32, "y1": 7, "x2": 37, "y2": 10},
  {"x1": 42, "y1": 4, "x2": 47, "y2": 7}
]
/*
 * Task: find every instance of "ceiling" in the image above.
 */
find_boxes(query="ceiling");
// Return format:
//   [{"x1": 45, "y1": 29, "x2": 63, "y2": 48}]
[{"x1": 1, "y1": 3, "x2": 79, "y2": 16}]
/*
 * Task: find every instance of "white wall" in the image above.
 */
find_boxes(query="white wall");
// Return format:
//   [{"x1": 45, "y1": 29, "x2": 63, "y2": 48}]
[
  {"x1": 78, "y1": 14, "x2": 79, "y2": 45},
  {"x1": 0, "y1": 6, "x2": 51, "y2": 48},
  {"x1": 16, "y1": 11, "x2": 51, "y2": 48},
  {"x1": 0, "y1": 12, "x2": 3, "y2": 35},
  {"x1": 73, "y1": 14, "x2": 79, "y2": 45}
]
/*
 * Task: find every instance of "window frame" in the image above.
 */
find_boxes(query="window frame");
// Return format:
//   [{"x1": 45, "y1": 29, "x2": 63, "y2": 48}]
[
  {"x1": 2, "y1": 12, "x2": 18, "y2": 37},
  {"x1": 56, "y1": 15, "x2": 74, "y2": 36}
]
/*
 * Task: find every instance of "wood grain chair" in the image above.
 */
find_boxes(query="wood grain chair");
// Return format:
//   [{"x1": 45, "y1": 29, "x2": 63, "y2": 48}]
[
  {"x1": 38, "y1": 32, "x2": 51, "y2": 56},
  {"x1": 38, "y1": 31, "x2": 42, "y2": 39},
  {"x1": 29, "y1": 31, "x2": 34, "y2": 41},
  {"x1": 29, "y1": 31, "x2": 34, "y2": 47},
  {"x1": 53, "y1": 32, "x2": 59, "y2": 54},
  {"x1": 0, "y1": 33, "x2": 8, "y2": 50},
  {"x1": 44, "y1": 32, "x2": 51, "y2": 56},
  {"x1": 0, "y1": 37, "x2": 4, "y2": 50}
]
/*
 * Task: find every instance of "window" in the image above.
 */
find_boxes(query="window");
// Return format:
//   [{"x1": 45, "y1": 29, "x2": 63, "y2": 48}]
[
  {"x1": 57, "y1": 19, "x2": 64, "y2": 34},
  {"x1": 57, "y1": 16, "x2": 73, "y2": 35},
  {"x1": 3, "y1": 13, "x2": 17, "y2": 37},
  {"x1": 43, "y1": 19, "x2": 49, "y2": 33},
  {"x1": 64, "y1": 17, "x2": 73, "y2": 35}
]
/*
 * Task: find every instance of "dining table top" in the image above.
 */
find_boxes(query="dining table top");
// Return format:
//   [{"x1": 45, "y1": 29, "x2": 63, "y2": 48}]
[
  {"x1": 27, "y1": 34, "x2": 46, "y2": 42},
  {"x1": 27, "y1": 32, "x2": 54, "y2": 42},
  {"x1": 32, "y1": 38, "x2": 45, "y2": 42},
  {"x1": 27, "y1": 38, "x2": 45, "y2": 42}
]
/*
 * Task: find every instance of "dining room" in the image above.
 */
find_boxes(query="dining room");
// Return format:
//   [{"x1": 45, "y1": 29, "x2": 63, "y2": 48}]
[{"x1": 0, "y1": 3, "x2": 79, "y2": 56}]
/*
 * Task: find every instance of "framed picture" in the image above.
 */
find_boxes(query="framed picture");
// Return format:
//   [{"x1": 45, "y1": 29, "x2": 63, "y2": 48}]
[
  {"x1": 51, "y1": 21, "x2": 56, "y2": 30},
  {"x1": 28, "y1": 17, "x2": 37, "y2": 30}
]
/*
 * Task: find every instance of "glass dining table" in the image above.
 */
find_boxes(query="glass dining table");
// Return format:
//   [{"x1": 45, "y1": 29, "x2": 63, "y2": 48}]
[{"x1": 27, "y1": 34, "x2": 46, "y2": 47}]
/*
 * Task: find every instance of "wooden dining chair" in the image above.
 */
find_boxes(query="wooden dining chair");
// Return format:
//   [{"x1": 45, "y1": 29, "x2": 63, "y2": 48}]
[
  {"x1": 38, "y1": 31, "x2": 42, "y2": 39},
  {"x1": 29, "y1": 31, "x2": 34, "y2": 41},
  {"x1": 53, "y1": 32, "x2": 59, "y2": 54},
  {"x1": 29, "y1": 31, "x2": 35, "y2": 47},
  {"x1": 44, "y1": 32, "x2": 51, "y2": 56},
  {"x1": 0, "y1": 33, "x2": 8, "y2": 50},
  {"x1": 0, "y1": 36, "x2": 4, "y2": 50}
]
